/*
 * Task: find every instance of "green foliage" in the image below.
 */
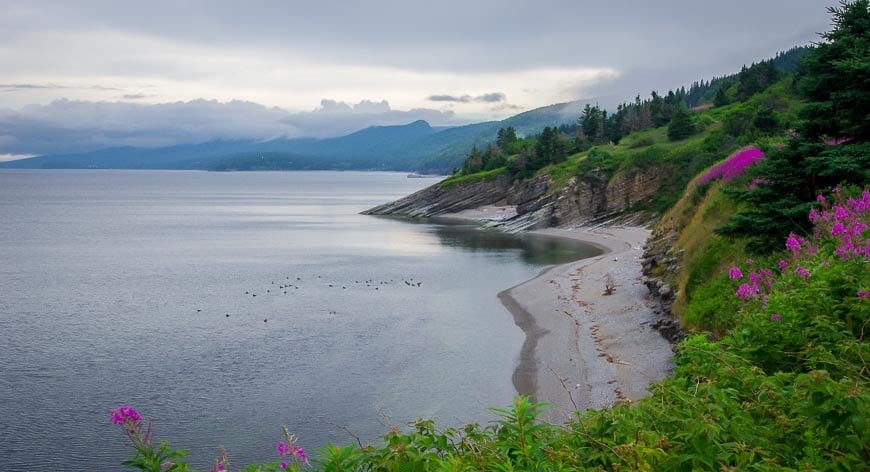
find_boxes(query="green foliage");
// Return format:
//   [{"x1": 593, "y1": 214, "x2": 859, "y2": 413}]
[
  {"x1": 533, "y1": 126, "x2": 567, "y2": 168},
  {"x1": 439, "y1": 167, "x2": 508, "y2": 189},
  {"x1": 719, "y1": 2, "x2": 870, "y2": 252},
  {"x1": 717, "y1": 141, "x2": 870, "y2": 253},
  {"x1": 667, "y1": 106, "x2": 695, "y2": 141},
  {"x1": 713, "y1": 86, "x2": 729, "y2": 107},
  {"x1": 736, "y1": 60, "x2": 781, "y2": 101},
  {"x1": 121, "y1": 440, "x2": 191, "y2": 472},
  {"x1": 798, "y1": 0, "x2": 870, "y2": 142}
]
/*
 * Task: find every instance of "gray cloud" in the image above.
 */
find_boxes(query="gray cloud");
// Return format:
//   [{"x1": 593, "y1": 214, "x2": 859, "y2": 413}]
[
  {"x1": 0, "y1": 98, "x2": 467, "y2": 156},
  {"x1": 0, "y1": 1, "x2": 836, "y2": 75},
  {"x1": 478, "y1": 92, "x2": 506, "y2": 103},
  {"x1": 429, "y1": 95, "x2": 472, "y2": 103},
  {"x1": 0, "y1": 0, "x2": 841, "y2": 156},
  {"x1": 428, "y1": 92, "x2": 506, "y2": 103}
]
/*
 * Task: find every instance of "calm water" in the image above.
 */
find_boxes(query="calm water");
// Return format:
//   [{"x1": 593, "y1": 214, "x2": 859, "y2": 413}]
[{"x1": 0, "y1": 170, "x2": 599, "y2": 470}]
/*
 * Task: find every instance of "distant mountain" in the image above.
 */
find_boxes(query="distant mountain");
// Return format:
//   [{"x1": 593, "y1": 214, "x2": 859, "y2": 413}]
[{"x1": 0, "y1": 102, "x2": 589, "y2": 173}]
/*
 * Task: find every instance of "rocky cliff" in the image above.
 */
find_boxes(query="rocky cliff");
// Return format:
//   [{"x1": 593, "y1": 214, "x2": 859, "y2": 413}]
[{"x1": 364, "y1": 166, "x2": 668, "y2": 232}]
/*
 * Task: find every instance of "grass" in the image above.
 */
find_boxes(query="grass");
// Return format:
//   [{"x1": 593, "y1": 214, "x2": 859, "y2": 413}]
[{"x1": 438, "y1": 167, "x2": 507, "y2": 189}]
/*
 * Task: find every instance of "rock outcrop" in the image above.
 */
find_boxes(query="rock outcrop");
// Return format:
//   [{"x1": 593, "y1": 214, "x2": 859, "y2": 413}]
[
  {"x1": 640, "y1": 204, "x2": 687, "y2": 342},
  {"x1": 362, "y1": 174, "x2": 514, "y2": 217},
  {"x1": 364, "y1": 167, "x2": 668, "y2": 233}
]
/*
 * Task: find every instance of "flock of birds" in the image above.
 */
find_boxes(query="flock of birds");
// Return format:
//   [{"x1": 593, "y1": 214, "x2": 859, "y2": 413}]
[{"x1": 197, "y1": 274, "x2": 425, "y2": 324}]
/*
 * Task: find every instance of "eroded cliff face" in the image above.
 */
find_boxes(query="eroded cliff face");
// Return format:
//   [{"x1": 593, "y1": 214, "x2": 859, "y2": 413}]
[
  {"x1": 364, "y1": 166, "x2": 669, "y2": 232},
  {"x1": 362, "y1": 174, "x2": 514, "y2": 217}
]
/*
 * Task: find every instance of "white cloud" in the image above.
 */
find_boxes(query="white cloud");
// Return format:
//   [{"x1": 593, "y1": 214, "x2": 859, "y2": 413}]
[{"x1": 0, "y1": 153, "x2": 35, "y2": 162}]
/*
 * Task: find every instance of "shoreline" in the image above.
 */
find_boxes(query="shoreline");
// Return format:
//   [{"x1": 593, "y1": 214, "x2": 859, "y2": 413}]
[
  {"x1": 417, "y1": 207, "x2": 675, "y2": 421},
  {"x1": 491, "y1": 223, "x2": 674, "y2": 422}
]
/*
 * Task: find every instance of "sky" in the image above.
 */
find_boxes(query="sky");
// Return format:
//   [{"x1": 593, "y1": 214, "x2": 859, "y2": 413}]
[{"x1": 0, "y1": 0, "x2": 839, "y2": 158}]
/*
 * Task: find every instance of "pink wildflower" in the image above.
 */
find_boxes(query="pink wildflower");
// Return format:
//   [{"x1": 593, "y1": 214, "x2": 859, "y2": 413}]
[
  {"x1": 697, "y1": 147, "x2": 766, "y2": 185},
  {"x1": 770, "y1": 313, "x2": 782, "y2": 322},
  {"x1": 729, "y1": 267, "x2": 743, "y2": 279},
  {"x1": 794, "y1": 265, "x2": 811, "y2": 278},
  {"x1": 110, "y1": 406, "x2": 142, "y2": 425},
  {"x1": 736, "y1": 283, "x2": 755, "y2": 299},
  {"x1": 785, "y1": 233, "x2": 802, "y2": 255}
]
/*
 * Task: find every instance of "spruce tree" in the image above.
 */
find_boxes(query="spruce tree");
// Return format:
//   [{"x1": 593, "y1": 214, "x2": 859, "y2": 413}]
[
  {"x1": 799, "y1": 0, "x2": 870, "y2": 142},
  {"x1": 718, "y1": 0, "x2": 870, "y2": 252},
  {"x1": 667, "y1": 106, "x2": 695, "y2": 141}
]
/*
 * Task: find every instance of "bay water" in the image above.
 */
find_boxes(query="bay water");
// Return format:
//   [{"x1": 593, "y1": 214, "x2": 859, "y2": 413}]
[{"x1": 0, "y1": 170, "x2": 598, "y2": 470}]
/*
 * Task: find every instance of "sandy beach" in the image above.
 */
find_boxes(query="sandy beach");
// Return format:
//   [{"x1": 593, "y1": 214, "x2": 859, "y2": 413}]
[{"x1": 442, "y1": 207, "x2": 674, "y2": 422}]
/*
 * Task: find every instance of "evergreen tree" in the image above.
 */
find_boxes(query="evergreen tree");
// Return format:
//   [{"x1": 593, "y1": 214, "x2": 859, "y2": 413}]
[
  {"x1": 580, "y1": 104, "x2": 602, "y2": 142},
  {"x1": 799, "y1": 0, "x2": 870, "y2": 142},
  {"x1": 650, "y1": 91, "x2": 666, "y2": 127},
  {"x1": 713, "y1": 86, "x2": 729, "y2": 107},
  {"x1": 718, "y1": 1, "x2": 870, "y2": 252},
  {"x1": 667, "y1": 106, "x2": 695, "y2": 141},
  {"x1": 496, "y1": 126, "x2": 518, "y2": 150}
]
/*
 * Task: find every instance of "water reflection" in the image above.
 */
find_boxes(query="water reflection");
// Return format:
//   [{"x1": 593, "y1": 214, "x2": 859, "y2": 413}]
[{"x1": 382, "y1": 216, "x2": 603, "y2": 265}]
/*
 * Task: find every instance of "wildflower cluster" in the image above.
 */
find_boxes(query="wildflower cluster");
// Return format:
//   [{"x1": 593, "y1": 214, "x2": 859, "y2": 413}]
[
  {"x1": 730, "y1": 258, "x2": 776, "y2": 300},
  {"x1": 111, "y1": 406, "x2": 307, "y2": 471},
  {"x1": 277, "y1": 427, "x2": 308, "y2": 470},
  {"x1": 696, "y1": 147, "x2": 765, "y2": 185},
  {"x1": 808, "y1": 188, "x2": 870, "y2": 260},
  {"x1": 730, "y1": 188, "x2": 869, "y2": 307},
  {"x1": 110, "y1": 406, "x2": 143, "y2": 425}
]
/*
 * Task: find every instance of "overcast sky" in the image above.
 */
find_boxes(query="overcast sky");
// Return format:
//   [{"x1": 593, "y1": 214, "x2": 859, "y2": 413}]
[{"x1": 0, "y1": 0, "x2": 838, "y2": 158}]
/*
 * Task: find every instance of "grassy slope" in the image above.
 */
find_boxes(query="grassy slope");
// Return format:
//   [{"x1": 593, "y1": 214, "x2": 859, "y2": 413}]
[{"x1": 447, "y1": 79, "x2": 801, "y2": 335}]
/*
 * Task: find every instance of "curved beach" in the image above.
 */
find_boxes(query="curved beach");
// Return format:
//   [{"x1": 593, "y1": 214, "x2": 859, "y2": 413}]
[{"x1": 499, "y1": 226, "x2": 674, "y2": 423}]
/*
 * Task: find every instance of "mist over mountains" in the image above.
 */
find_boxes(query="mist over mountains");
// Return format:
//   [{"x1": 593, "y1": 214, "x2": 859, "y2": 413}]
[{"x1": 0, "y1": 98, "x2": 590, "y2": 173}]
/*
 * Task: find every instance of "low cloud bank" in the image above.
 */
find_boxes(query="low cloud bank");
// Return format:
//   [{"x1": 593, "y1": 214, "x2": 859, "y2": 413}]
[{"x1": 0, "y1": 98, "x2": 466, "y2": 156}]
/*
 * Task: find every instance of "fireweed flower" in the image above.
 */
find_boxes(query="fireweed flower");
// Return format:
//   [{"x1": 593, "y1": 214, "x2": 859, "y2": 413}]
[
  {"x1": 771, "y1": 313, "x2": 782, "y2": 321},
  {"x1": 736, "y1": 283, "x2": 755, "y2": 299},
  {"x1": 817, "y1": 194, "x2": 825, "y2": 202},
  {"x1": 859, "y1": 290, "x2": 870, "y2": 299},
  {"x1": 278, "y1": 442, "x2": 292, "y2": 457},
  {"x1": 698, "y1": 147, "x2": 766, "y2": 185},
  {"x1": 291, "y1": 445, "x2": 307, "y2": 464},
  {"x1": 794, "y1": 265, "x2": 811, "y2": 278},
  {"x1": 278, "y1": 440, "x2": 308, "y2": 465},
  {"x1": 729, "y1": 267, "x2": 743, "y2": 279},
  {"x1": 281, "y1": 462, "x2": 288, "y2": 469},
  {"x1": 110, "y1": 406, "x2": 142, "y2": 425},
  {"x1": 778, "y1": 260, "x2": 788, "y2": 270},
  {"x1": 785, "y1": 233, "x2": 804, "y2": 255}
]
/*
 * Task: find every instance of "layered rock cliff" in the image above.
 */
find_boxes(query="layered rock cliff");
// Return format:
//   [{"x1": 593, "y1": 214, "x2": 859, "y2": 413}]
[{"x1": 364, "y1": 166, "x2": 668, "y2": 232}]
